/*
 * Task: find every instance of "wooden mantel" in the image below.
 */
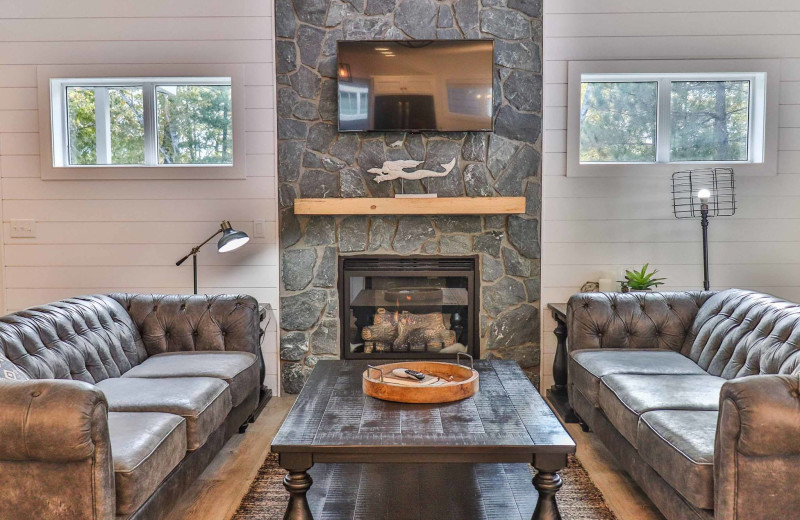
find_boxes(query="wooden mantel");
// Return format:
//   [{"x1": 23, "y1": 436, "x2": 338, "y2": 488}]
[{"x1": 293, "y1": 197, "x2": 526, "y2": 215}]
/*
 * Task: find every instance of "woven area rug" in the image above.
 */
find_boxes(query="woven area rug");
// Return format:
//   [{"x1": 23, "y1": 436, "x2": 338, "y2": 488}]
[{"x1": 233, "y1": 453, "x2": 617, "y2": 520}]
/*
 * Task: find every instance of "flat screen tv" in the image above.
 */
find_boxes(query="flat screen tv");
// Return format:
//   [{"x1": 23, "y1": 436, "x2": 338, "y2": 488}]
[{"x1": 337, "y1": 40, "x2": 494, "y2": 132}]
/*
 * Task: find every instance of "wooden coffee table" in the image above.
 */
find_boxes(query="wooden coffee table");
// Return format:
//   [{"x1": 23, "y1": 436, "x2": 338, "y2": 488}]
[{"x1": 271, "y1": 360, "x2": 576, "y2": 520}]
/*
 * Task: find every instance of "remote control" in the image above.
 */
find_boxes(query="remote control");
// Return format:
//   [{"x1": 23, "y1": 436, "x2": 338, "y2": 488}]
[
  {"x1": 391, "y1": 368, "x2": 427, "y2": 381},
  {"x1": 404, "y1": 369, "x2": 426, "y2": 380}
]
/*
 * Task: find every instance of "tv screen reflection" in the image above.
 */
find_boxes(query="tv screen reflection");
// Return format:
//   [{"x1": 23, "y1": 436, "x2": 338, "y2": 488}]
[{"x1": 337, "y1": 40, "x2": 494, "y2": 132}]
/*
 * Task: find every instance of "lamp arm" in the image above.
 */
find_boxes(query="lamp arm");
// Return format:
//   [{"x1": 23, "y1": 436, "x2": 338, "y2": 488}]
[{"x1": 175, "y1": 229, "x2": 223, "y2": 266}]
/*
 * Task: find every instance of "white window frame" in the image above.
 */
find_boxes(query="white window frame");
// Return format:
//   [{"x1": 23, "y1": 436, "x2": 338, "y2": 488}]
[
  {"x1": 567, "y1": 59, "x2": 780, "y2": 177},
  {"x1": 38, "y1": 64, "x2": 246, "y2": 180},
  {"x1": 338, "y1": 83, "x2": 370, "y2": 122}
]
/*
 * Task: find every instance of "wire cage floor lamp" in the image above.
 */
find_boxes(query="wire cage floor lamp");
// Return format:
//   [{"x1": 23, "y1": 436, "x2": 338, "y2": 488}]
[
  {"x1": 176, "y1": 221, "x2": 250, "y2": 294},
  {"x1": 672, "y1": 168, "x2": 736, "y2": 290}
]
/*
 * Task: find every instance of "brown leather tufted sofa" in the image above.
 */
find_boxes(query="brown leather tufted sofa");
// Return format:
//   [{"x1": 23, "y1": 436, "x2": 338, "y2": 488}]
[
  {"x1": 568, "y1": 288, "x2": 800, "y2": 520},
  {"x1": 0, "y1": 293, "x2": 264, "y2": 520}
]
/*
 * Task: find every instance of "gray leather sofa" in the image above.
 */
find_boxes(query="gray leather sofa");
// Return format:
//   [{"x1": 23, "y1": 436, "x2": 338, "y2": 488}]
[
  {"x1": 567, "y1": 288, "x2": 800, "y2": 520},
  {"x1": 0, "y1": 294, "x2": 264, "y2": 520}
]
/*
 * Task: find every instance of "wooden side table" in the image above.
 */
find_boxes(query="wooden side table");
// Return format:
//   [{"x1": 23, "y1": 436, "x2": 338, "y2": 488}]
[{"x1": 545, "y1": 303, "x2": 578, "y2": 423}]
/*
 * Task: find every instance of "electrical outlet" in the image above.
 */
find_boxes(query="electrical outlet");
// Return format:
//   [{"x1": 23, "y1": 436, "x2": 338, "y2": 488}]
[
  {"x1": 253, "y1": 220, "x2": 266, "y2": 238},
  {"x1": 10, "y1": 219, "x2": 36, "y2": 238}
]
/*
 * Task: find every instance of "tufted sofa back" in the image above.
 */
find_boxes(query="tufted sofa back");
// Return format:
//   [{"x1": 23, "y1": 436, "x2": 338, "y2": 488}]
[
  {"x1": 108, "y1": 293, "x2": 260, "y2": 357},
  {"x1": 682, "y1": 289, "x2": 800, "y2": 379},
  {"x1": 567, "y1": 291, "x2": 715, "y2": 352},
  {"x1": 0, "y1": 295, "x2": 145, "y2": 383},
  {"x1": 0, "y1": 293, "x2": 261, "y2": 384}
]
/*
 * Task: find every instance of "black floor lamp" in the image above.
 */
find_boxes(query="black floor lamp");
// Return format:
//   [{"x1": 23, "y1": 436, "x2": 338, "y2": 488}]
[
  {"x1": 672, "y1": 168, "x2": 736, "y2": 290},
  {"x1": 176, "y1": 221, "x2": 250, "y2": 294}
]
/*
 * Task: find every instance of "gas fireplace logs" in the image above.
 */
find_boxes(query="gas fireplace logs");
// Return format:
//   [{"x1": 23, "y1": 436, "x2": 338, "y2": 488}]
[{"x1": 361, "y1": 308, "x2": 457, "y2": 353}]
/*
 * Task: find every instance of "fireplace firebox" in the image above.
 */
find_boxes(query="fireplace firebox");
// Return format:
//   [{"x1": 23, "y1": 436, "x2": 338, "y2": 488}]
[{"x1": 339, "y1": 255, "x2": 479, "y2": 360}]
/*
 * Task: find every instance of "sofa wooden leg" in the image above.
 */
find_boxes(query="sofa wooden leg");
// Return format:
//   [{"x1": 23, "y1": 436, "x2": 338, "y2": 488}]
[{"x1": 573, "y1": 411, "x2": 591, "y2": 432}]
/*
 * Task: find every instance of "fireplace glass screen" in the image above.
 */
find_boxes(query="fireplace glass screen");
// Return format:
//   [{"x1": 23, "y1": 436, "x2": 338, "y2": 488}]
[{"x1": 340, "y1": 256, "x2": 478, "y2": 359}]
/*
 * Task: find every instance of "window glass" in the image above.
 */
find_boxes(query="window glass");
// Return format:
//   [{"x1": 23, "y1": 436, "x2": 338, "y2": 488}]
[
  {"x1": 670, "y1": 81, "x2": 750, "y2": 162},
  {"x1": 109, "y1": 87, "x2": 145, "y2": 165},
  {"x1": 339, "y1": 85, "x2": 369, "y2": 121},
  {"x1": 340, "y1": 92, "x2": 354, "y2": 114},
  {"x1": 66, "y1": 87, "x2": 97, "y2": 165},
  {"x1": 66, "y1": 86, "x2": 145, "y2": 165},
  {"x1": 579, "y1": 82, "x2": 658, "y2": 162},
  {"x1": 156, "y1": 85, "x2": 233, "y2": 165}
]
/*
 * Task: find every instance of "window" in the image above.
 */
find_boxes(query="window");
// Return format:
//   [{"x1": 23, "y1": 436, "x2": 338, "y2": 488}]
[
  {"x1": 66, "y1": 86, "x2": 145, "y2": 166},
  {"x1": 580, "y1": 73, "x2": 761, "y2": 165},
  {"x1": 566, "y1": 60, "x2": 779, "y2": 176},
  {"x1": 338, "y1": 83, "x2": 369, "y2": 122},
  {"x1": 52, "y1": 77, "x2": 232, "y2": 168},
  {"x1": 669, "y1": 81, "x2": 750, "y2": 162},
  {"x1": 156, "y1": 84, "x2": 233, "y2": 165},
  {"x1": 579, "y1": 81, "x2": 658, "y2": 163}
]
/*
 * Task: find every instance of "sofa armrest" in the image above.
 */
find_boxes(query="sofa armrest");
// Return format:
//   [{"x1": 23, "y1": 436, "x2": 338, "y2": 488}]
[
  {"x1": 715, "y1": 375, "x2": 800, "y2": 519},
  {"x1": 109, "y1": 293, "x2": 262, "y2": 356},
  {"x1": 0, "y1": 379, "x2": 108, "y2": 461},
  {"x1": 566, "y1": 291, "x2": 714, "y2": 352},
  {"x1": 0, "y1": 379, "x2": 115, "y2": 518}
]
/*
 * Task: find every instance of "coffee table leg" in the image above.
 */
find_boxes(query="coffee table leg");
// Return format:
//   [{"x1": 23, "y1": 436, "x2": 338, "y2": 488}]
[
  {"x1": 532, "y1": 454, "x2": 567, "y2": 520},
  {"x1": 279, "y1": 453, "x2": 314, "y2": 520}
]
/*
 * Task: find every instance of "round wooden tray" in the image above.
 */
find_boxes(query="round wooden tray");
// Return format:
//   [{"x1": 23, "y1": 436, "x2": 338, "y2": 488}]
[{"x1": 362, "y1": 353, "x2": 479, "y2": 403}]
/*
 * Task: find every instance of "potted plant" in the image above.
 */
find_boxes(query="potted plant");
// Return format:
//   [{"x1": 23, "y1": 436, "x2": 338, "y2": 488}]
[{"x1": 619, "y1": 264, "x2": 666, "y2": 292}]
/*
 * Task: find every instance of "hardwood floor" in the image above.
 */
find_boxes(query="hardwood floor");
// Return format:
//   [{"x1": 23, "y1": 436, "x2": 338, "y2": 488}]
[
  {"x1": 565, "y1": 423, "x2": 665, "y2": 520},
  {"x1": 168, "y1": 396, "x2": 664, "y2": 520},
  {"x1": 166, "y1": 396, "x2": 295, "y2": 520}
]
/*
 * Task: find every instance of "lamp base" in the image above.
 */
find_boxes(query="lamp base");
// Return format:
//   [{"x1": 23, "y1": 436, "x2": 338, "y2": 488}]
[
  {"x1": 193, "y1": 254, "x2": 198, "y2": 294},
  {"x1": 701, "y1": 206, "x2": 710, "y2": 291}
]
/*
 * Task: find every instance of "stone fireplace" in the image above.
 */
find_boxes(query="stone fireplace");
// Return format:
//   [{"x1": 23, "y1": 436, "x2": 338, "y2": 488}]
[
  {"x1": 340, "y1": 255, "x2": 479, "y2": 360},
  {"x1": 279, "y1": 212, "x2": 541, "y2": 394},
  {"x1": 276, "y1": 0, "x2": 543, "y2": 393}
]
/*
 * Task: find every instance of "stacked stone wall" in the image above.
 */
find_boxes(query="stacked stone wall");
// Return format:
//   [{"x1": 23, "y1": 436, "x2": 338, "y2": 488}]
[{"x1": 275, "y1": 0, "x2": 543, "y2": 392}]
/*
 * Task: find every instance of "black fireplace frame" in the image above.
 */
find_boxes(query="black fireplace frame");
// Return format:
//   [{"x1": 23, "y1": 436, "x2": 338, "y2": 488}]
[{"x1": 338, "y1": 255, "x2": 480, "y2": 360}]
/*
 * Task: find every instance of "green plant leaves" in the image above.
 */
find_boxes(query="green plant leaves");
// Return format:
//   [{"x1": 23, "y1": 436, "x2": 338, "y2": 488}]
[{"x1": 621, "y1": 263, "x2": 666, "y2": 290}]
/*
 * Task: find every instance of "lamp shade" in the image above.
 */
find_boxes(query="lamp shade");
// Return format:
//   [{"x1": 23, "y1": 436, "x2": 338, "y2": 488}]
[
  {"x1": 671, "y1": 168, "x2": 736, "y2": 219},
  {"x1": 217, "y1": 221, "x2": 250, "y2": 253}
]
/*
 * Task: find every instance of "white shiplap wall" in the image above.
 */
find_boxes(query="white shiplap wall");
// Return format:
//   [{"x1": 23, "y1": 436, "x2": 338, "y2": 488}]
[
  {"x1": 0, "y1": 1, "x2": 280, "y2": 392},
  {"x1": 541, "y1": 0, "x2": 800, "y2": 390}
]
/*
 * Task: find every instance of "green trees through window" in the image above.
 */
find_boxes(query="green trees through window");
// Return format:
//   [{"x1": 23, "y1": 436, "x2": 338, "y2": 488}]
[
  {"x1": 67, "y1": 86, "x2": 145, "y2": 165},
  {"x1": 670, "y1": 81, "x2": 749, "y2": 162},
  {"x1": 157, "y1": 85, "x2": 232, "y2": 165},
  {"x1": 579, "y1": 78, "x2": 752, "y2": 164},
  {"x1": 579, "y1": 82, "x2": 658, "y2": 162},
  {"x1": 66, "y1": 87, "x2": 99, "y2": 165},
  {"x1": 64, "y1": 82, "x2": 232, "y2": 167}
]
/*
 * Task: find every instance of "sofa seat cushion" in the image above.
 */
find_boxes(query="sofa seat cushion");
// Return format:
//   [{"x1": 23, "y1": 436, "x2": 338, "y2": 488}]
[
  {"x1": 122, "y1": 351, "x2": 258, "y2": 407},
  {"x1": 108, "y1": 412, "x2": 186, "y2": 515},
  {"x1": 637, "y1": 410, "x2": 717, "y2": 510},
  {"x1": 97, "y1": 377, "x2": 231, "y2": 450},
  {"x1": 598, "y1": 374, "x2": 724, "y2": 447},
  {"x1": 570, "y1": 349, "x2": 707, "y2": 406}
]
